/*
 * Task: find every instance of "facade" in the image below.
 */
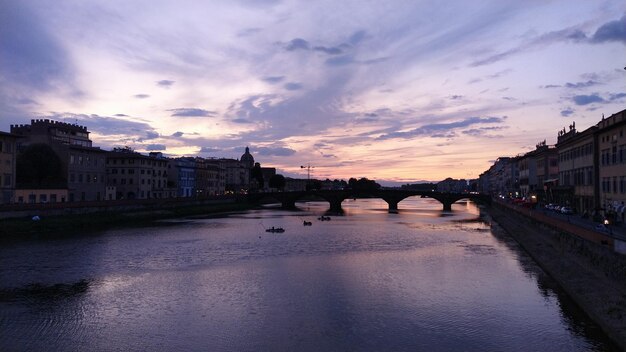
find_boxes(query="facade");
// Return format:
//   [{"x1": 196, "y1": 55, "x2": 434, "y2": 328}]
[
  {"x1": 219, "y1": 158, "x2": 250, "y2": 193},
  {"x1": 195, "y1": 158, "x2": 225, "y2": 196},
  {"x1": 170, "y1": 157, "x2": 197, "y2": 197},
  {"x1": 555, "y1": 124, "x2": 597, "y2": 214},
  {"x1": 0, "y1": 132, "x2": 19, "y2": 204},
  {"x1": 15, "y1": 189, "x2": 68, "y2": 204},
  {"x1": 517, "y1": 151, "x2": 537, "y2": 198},
  {"x1": 486, "y1": 157, "x2": 519, "y2": 197},
  {"x1": 11, "y1": 119, "x2": 106, "y2": 202},
  {"x1": 533, "y1": 143, "x2": 558, "y2": 204},
  {"x1": 106, "y1": 150, "x2": 175, "y2": 200},
  {"x1": 284, "y1": 177, "x2": 308, "y2": 191},
  {"x1": 597, "y1": 109, "x2": 626, "y2": 222}
]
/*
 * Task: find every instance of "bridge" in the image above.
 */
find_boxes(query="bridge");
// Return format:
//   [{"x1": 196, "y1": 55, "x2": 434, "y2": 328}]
[{"x1": 247, "y1": 189, "x2": 490, "y2": 213}]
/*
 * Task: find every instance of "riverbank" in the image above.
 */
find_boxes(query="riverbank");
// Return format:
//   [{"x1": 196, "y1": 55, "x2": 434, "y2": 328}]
[
  {"x1": 0, "y1": 200, "x2": 257, "y2": 242},
  {"x1": 488, "y1": 204, "x2": 626, "y2": 351}
]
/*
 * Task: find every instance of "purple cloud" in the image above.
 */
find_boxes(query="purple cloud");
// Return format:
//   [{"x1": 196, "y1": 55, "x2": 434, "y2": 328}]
[
  {"x1": 592, "y1": 15, "x2": 626, "y2": 44},
  {"x1": 156, "y1": 80, "x2": 175, "y2": 88},
  {"x1": 168, "y1": 108, "x2": 217, "y2": 117},
  {"x1": 572, "y1": 94, "x2": 604, "y2": 105}
]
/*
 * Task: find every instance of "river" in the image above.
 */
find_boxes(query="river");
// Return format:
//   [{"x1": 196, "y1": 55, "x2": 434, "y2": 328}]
[{"x1": 0, "y1": 198, "x2": 619, "y2": 351}]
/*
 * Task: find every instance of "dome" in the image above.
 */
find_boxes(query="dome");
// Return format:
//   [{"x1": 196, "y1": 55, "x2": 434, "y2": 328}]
[{"x1": 240, "y1": 146, "x2": 255, "y2": 168}]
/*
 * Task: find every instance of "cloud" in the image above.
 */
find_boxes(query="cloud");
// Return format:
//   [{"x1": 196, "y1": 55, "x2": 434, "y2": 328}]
[
  {"x1": 471, "y1": 27, "x2": 587, "y2": 67},
  {"x1": 156, "y1": 80, "x2": 175, "y2": 88},
  {"x1": 313, "y1": 46, "x2": 343, "y2": 55},
  {"x1": 449, "y1": 95, "x2": 464, "y2": 100},
  {"x1": 284, "y1": 82, "x2": 303, "y2": 91},
  {"x1": 40, "y1": 113, "x2": 159, "y2": 148},
  {"x1": 171, "y1": 131, "x2": 184, "y2": 137},
  {"x1": 348, "y1": 30, "x2": 367, "y2": 45},
  {"x1": 200, "y1": 146, "x2": 221, "y2": 153},
  {"x1": 325, "y1": 55, "x2": 355, "y2": 66},
  {"x1": 572, "y1": 94, "x2": 604, "y2": 105},
  {"x1": 377, "y1": 116, "x2": 506, "y2": 140},
  {"x1": 285, "y1": 38, "x2": 310, "y2": 51},
  {"x1": 168, "y1": 108, "x2": 217, "y2": 117},
  {"x1": 237, "y1": 27, "x2": 262, "y2": 37},
  {"x1": 0, "y1": 2, "x2": 75, "y2": 92},
  {"x1": 591, "y1": 15, "x2": 626, "y2": 43},
  {"x1": 256, "y1": 146, "x2": 297, "y2": 156},
  {"x1": 541, "y1": 84, "x2": 561, "y2": 89},
  {"x1": 145, "y1": 131, "x2": 159, "y2": 140},
  {"x1": 564, "y1": 80, "x2": 600, "y2": 89},
  {"x1": 262, "y1": 76, "x2": 285, "y2": 84},
  {"x1": 232, "y1": 118, "x2": 253, "y2": 124},
  {"x1": 609, "y1": 93, "x2": 626, "y2": 101},
  {"x1": 145, "y1": 144, "x2": 166, "y2": 151},
  {"x1": 560, "y1": 108, "x2": 575, "y2": 117},
  {"x1": 134, "y1": 94, "x2": 150, "y2": 99},
  {"x1": 114, "y1": 113, "x2": 128, "y2": 117}
]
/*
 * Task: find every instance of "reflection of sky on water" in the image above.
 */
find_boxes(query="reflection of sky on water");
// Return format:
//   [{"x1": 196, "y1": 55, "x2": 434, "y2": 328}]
[{"x1": 0, "y1": 199, "x2": 618, "y2": 351}]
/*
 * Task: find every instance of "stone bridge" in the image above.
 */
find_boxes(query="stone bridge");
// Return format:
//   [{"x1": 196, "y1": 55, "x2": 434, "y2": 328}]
[{"x1": 247, "y1": 189, "x2": 490, "y2": 212}]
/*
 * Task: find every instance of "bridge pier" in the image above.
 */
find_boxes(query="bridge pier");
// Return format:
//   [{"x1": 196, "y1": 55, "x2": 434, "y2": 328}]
[
  {"x1": 388, "y1": 201, "x2": 399, "y2": 213},
  {"x1": 442, "y1": 201, "x2": 453, "y2": 211},
  {"x1": 329, "y1": 200, "x2": 344, "y2": 213}
]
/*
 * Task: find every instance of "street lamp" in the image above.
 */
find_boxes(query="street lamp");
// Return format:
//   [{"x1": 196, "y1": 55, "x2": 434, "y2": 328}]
[{"x1": 300, "y1": 164, "x2": 314, "y2": 181}]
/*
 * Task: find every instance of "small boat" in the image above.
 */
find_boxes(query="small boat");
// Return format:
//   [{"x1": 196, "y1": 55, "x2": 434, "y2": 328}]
[
  {"x1": 317, "y1": 216, "x2": 331, "y2": 221},
  {"x1": 266, "y1": 227, "x2": 285, "y2": 233},
  {"x1": 303, "y1": 221, "x2": 312, "y2": 226}
]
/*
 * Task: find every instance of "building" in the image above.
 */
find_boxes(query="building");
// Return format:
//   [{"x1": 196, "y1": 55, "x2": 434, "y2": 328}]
[
  {"x1": 597, "y1": 109, "x2": 626, "y2": 222},
  {"x1": 170, "y1": 157, "x2": 197, "y2": 197},
  {"x1": 240, "y1": 146, "x2": 255, "y2": 169},
  {"x1": 517, "y1": 151, "x2": 537, "y2": 198},
  {"x1": 532, "y1": 141, "x2": 558, "y2": 204},
  {"x1": 219, "y1": 158, "x2": 250, "y2": 193},
  {"x1": 106, "y1": 149, "x2": 175, "y2": 200},
  {"x1": 0, "y1": 132, "x2": 20, "y2": 204},
  {"x1": 436, "y1": 178, "x2": 468, "y2": 193},
  {"x1": 483, "y1": 157, "x2": 519, "y2": 197},
  {"x1": 195, "y1": 158, "x2": 225, "y2": 196},
  {"x1": 11, "y1": 119, "x2": 107, "y2": 202},
  {"x1": 555, "y1": 123, "x2": 597, "y2": 214}
]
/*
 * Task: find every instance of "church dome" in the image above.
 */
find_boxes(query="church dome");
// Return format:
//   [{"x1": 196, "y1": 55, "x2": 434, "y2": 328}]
[{"x1": 240, "y1": 146, "x2": 255, "y2": 168}]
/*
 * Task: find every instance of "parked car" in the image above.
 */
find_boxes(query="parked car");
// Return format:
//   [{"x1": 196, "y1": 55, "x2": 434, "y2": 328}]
[{"x1": 560, "y1": 206, "x2": 574, "y2": 215}]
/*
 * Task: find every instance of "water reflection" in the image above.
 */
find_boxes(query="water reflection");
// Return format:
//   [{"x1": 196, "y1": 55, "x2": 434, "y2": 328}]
[{"x1": 0, "y1": 198, "x2": 619, "y2": 351}]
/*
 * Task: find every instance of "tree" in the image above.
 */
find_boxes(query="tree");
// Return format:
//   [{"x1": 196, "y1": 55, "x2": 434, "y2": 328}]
[
  {"x1": 16, "y1": 143, "x2": 65, "y2": 188},
  {"x1": 348, "y1": 177, "x2": 380, "y2": 191},
  {"x1": 269, "y1": 174, "x2": 286, "y2": 190}
]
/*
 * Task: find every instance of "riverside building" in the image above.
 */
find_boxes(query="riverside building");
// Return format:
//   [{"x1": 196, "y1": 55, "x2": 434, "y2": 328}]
[
  {"x1": 11, "y1": 119, "x2": 107, "y2": 202},
  {"x1": 597, "y1": 109, "x2": 626, "y2": 222}
]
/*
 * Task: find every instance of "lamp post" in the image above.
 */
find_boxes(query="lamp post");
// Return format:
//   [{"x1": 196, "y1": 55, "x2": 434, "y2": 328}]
[{"x1": 300, "y1": 164, "x2": 314, "y2": 181}]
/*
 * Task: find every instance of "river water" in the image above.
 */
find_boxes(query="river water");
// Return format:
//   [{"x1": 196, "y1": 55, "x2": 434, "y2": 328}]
[{"x1": 0, "y1": 198, "x2": 619, "y2": 351}]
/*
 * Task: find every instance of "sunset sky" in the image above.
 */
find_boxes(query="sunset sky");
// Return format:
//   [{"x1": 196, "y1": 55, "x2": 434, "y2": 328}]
[{"x1": 1, "y1": 1, "x2": 625, "y2": 185}]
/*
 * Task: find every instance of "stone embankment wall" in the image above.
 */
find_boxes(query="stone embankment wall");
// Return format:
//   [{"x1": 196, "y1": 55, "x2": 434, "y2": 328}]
[
  {"x1": 0, "y1": 196, "x2": 242, "y2": 219},
  {"x1": 489, "y1": 203, "x2": 626, "y2": 351}
]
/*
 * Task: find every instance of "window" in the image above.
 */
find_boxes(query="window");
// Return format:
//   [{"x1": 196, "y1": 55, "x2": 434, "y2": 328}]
[
  {"x1": 3, "y1": 174, "x2": 10, "y2": 186},
  {"x1": 78, "y1": 174, "x2": 83, "y2": 183},
  {"x1": 40, "y1": 194, "x2": 47, "y2": 203}
]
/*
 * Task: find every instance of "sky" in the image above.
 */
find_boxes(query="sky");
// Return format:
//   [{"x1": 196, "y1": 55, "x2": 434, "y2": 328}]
[{"x1": 1, "y1": 0, "x2": 625, "y2": 185}]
